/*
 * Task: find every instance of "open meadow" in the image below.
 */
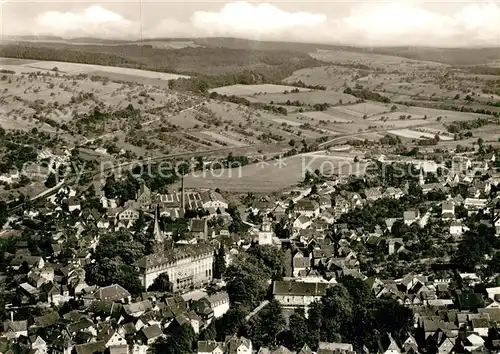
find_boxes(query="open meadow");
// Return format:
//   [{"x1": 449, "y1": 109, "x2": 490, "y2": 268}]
[
  {"x1": 180, "y1": 150, "x2": 367, "y2": 192},
  {"x1": 244, "y1": 90, "x2": 358, "y2": 106}
]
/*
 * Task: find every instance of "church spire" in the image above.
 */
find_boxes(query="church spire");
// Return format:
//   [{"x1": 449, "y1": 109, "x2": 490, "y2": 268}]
[{"x1": 153, "y1": 205, "x2": 164, "y2": 244}]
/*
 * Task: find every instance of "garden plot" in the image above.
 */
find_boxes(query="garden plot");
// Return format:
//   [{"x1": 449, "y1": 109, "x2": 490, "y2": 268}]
[{"x1": 209, "y1": 84, "x2": 309, "y2": 96}]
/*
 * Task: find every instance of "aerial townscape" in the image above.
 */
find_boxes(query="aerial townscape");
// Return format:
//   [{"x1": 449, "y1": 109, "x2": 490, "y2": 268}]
[{"x1": 2, "y1": 2, "x2": 500, "y2": 354}]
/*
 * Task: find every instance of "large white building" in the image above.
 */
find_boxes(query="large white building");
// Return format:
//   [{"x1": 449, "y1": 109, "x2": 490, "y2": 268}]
[
  {"x1": 200, "y1": 191, "x2": 228, "y2": 210},
  {"x1": 136, "y1": 244, "x2": 214, "y2": 291},
  {"x1": 207, "y1": 291, "x2": 230, "y2": 318}
]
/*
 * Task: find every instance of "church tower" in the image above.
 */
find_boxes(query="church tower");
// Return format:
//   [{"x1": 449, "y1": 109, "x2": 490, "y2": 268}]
[
  {"x1": 258, "y1": 215, "x2": 274, "y2": 245},
  {"x1": 419, "y1": 167, "x2": 425, "y2": 186},
  {"x1": 153, "y1": 205, "x2": 164, "y2": 244}
]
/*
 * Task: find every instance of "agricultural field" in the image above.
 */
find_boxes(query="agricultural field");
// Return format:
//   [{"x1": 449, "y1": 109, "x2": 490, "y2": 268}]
[
  {"x1": 208, "y1": 84, "x2": 310, "y2": 96},
  {"x1": 387, "y1": 129, "x2": 452, "y2": 141},
  {"x1": 181, "y1": 150, "x2": 366, "y2": 192},
  {"x1": 283, "y1": 65, "x2": 358, "y2": 91},
  {"x1": 332, "y1": 102, "x2": 392, "y2": 117},
  {"x1": 245, "y1": 90, "x2": 358, "y2": 106},
  {"x1": 0, "y1": 65, "x2": 198, "y2": 136},
  {"x1": 0, "y1": 69, "x2": 339, "y2": 159},
  {"x1": 311, "y1": 49, "x2": 447, "y2": 71},
  {"x1": 18, "y1": 60, "x2": 190, "y2": 79},
  {"x1": 298, "y1": 111, "x2": 352, "y2": 123}
]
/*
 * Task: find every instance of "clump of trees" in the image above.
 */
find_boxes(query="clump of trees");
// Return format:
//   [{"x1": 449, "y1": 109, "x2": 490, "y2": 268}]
[
  {"x1": 446, "y1": 117, "x2": 492, "y2": 134},
  {"x1": 245, "y1": 277, "x2": 412, "y2": 352},
  {"x1": 84, "y1": 229, "x2": 151, "y2": 296},
  {"x1": 343, "y1": 87, "x2": 391, "y2": 103}
]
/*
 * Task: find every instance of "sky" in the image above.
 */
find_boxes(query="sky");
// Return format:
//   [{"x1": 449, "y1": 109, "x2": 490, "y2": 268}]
[{"x1": 1, "y1": 0, "x2": 500, "y2": 47}]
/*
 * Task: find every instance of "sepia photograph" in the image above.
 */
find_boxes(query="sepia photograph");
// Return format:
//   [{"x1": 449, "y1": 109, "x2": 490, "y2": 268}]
[{"x1": 0, "y1": 0, "x2": 500, "y2": 353}]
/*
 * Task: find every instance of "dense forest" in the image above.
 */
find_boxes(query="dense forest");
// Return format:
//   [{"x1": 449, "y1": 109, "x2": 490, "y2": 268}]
[
  {"x1": 1, "y1": 44, "x2": 136, "y2": 67},
  {"x1": 1, "y1": 43, "x2": 322, "y2": 77}
]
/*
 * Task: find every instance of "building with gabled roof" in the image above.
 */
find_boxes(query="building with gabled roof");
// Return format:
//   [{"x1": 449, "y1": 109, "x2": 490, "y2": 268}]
[
  {"x1": 118, "y1": 201, "x2": 140, "y2": 222},
  {"x1": 318, "y1": 342, "x2": 355, "y2": 354},
  {"x1": 136, "y1": 184, "x2": 151, "y2": 208},
  {"x1": 272, "y1": 280, "x2": 330, "y2": 308},
  {"x1": 295, "y1": 199, "x2": 320, "y2": 217},
  {"x1": 200, "y1": 190, "x2": 228, "y2": 210},
  {"x1": 91, "y1": 284, "x2": 131, "y2": 303},
  {"x1": 2, "y1": 320, "x2": 28, "y2": 339},
  {"x1": 207, "y1": 291, "x2": 230, "y2": 318},
  {"x1": 198, "y1": 341, "x2": 226, "y2": 354},
  {"x1": 140, "y1": 324, "x2": 164, "y2": 345},
  {"x1": 226, "y1": 335, "x2": 252, "y2": 354}
]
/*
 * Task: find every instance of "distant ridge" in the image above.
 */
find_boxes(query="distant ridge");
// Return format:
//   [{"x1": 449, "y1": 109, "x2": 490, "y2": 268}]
[{"x1": 2, "y1": 35, "x2": 499, "y2": 66}]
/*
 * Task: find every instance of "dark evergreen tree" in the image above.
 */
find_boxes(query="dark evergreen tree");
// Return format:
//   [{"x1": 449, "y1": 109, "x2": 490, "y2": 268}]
[
  {"x1": 44, "y1": 172, "x2": 57, "y2": 188},
  {"x1": 148, "y1": 273, "x2": 173, "y2": 293},
  {"x1": 213, "y1": 243, "x2": 226, "y2": 279}
]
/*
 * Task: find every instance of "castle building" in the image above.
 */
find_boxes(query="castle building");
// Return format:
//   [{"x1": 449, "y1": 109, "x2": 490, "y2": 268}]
[{"x1": 136, "y1": 243, "x2": 214, "y2": 291}]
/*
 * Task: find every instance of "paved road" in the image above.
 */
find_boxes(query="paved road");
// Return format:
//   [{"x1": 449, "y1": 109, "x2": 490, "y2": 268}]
[{"x1": 245, "y1": 300, "x2": 270, "y2": 321}]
